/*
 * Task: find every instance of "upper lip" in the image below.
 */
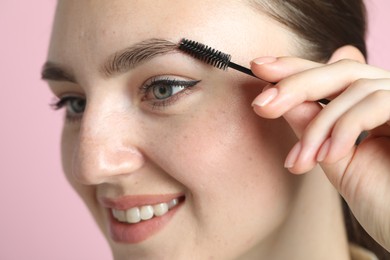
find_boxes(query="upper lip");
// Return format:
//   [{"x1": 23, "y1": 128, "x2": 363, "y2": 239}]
[{"x1": 98, "y1": 193, "x2": 184, "y2": 210}]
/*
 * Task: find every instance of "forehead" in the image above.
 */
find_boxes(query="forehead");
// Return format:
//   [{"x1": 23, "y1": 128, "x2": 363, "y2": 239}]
[
  {"x1": 48, "y1": 0, "x2": 293, "y2": 79},
  {"x1": 50, "y1": 0, "x2": 257, "y2": 49}
]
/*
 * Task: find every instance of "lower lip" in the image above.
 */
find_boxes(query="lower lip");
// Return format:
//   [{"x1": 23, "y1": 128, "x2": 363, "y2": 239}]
[{"x1": 107, "y1": 201, "x2": 183, "y2": 244}]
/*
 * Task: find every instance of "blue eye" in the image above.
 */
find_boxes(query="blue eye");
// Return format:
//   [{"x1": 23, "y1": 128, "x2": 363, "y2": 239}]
[
  {"x1": 152, "y1": 83, "x2": 186, "y2": 100},
  {"x1": 51, "y1": 96, "x2": 86, "y2": 122},
  {"x1": 141, "y1": 78, "x2": 201, "y2": 107}
]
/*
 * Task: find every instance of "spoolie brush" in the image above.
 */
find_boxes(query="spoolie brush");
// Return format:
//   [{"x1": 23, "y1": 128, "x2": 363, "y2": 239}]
[
  {"x1": 178, "y1": 38, "x2": 329, "y2": 105},
  {"x1": 178, "y1": 38, "x2": 257, "y2": 78}
]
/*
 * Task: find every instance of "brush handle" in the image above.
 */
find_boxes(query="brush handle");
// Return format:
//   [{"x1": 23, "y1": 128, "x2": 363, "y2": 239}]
[
  {"x1": 228, "y1": 61, "x2": 329, "y2": 105},
  {"x1": 228, "y1": 62, "x2": 257, "y2": 78}
]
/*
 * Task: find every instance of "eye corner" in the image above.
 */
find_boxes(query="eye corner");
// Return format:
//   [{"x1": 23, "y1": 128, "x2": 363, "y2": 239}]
[{"x1": 50, "y1": 95, "x2": 86, "y2": 123}]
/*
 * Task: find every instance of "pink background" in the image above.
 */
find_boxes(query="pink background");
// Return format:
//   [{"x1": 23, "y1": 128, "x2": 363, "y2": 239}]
[{"x1": 1, "y1": 1, "x2": 389, "y2": 259}]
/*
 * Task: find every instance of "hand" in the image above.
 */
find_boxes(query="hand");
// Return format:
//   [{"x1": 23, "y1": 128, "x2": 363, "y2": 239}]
[{"x1": 250, "y1": 49, "x2": 390, "y2": 251}]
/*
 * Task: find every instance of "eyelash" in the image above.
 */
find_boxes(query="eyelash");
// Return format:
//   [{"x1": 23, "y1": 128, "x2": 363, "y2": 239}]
[
  {"x1": 51, "y1": 96, "x2": 86, "y2": 123},
  {"x1": 51, "y1": 77, "x2": 201, "y2": 122},
  {"x1": 140, "y1": 77, "x2": 201, "y2": 109}
]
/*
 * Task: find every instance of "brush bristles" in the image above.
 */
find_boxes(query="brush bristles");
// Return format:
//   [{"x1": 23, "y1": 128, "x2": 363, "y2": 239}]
[{"x1": 179, "y1": 39, "x2": 231, "y2": 70}]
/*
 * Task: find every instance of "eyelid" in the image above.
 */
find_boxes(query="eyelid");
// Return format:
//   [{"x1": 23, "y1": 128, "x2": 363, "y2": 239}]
[
  {"x1": 50, "y1": 94, "x2": 86, "y2": 124},
  {"x1": 139, "y1": 75, "x2": 201, "y2": 109},
  {"x1": 50, "y1": 94, "x2": 85, "y2": 110},
  {"x1": 140, "y1": 75, "x2": 199, "y2": 92}
]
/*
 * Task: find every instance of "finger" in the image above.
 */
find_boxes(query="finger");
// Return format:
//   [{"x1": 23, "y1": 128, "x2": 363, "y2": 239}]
[
  {"x1": 252, "y1": 59, "x2": 390, "y2": 119},
  {"x1": 282, "y1": 102, "x2": 323, "y2": 139},
  {"x1": 286, "y1": 79, "x2": 390, "y2": 172},
  {"x1": 323, "y1": 89, "x2": 390, "y2": 164},
  {"x1": 286, "y1": 80, "x2": 390, "y2": 173},
  {"x1": 274, "y1": 102, "x2": 323, "y2": 174},
  {"x1": 287, "y1": 88, "x2": 390, "y2": 178},
  {"x1": 250, "y1": 56, "x2": 323, "y2": 83},
  {"x1": 253, "y1": 83, "x2": 324, "y2": 137}
]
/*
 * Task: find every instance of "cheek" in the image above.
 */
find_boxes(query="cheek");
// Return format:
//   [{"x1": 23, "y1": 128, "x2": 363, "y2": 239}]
[
  {"x1": 170, "y1": 104, "x2": 298, "y2": 201},
  {"x1": 144, "y1": 83, "x2": 300, "y2": 240},
  {"x1": 146, "y1": 80, "x2": 298, "y2": 194},
  {"x1": 159, "y1": 105, "x2": 299, "y2": 252}
]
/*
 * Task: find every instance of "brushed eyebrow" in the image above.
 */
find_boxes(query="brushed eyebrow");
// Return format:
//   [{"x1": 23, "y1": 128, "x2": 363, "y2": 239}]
[
  {"x1": 102, "y1": 38, "x2": 178, "y2": 77},
  {"x1": 41, "y1": 38, "x2": 178, "y2": 83}
]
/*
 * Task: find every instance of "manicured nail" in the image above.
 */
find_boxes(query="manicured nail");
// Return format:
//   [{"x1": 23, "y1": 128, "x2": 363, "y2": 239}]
[
  {"x1": 317, "y1": 138, "x2": 331, "y2": 162},
  {"x1": 251, "y1": 56, "x2": 277, "y2": 66},
  {"x1": 284, "y1": 142, "x2": 302, "y2": 169},
  {"x1": 252, "y1": 88, "x2": 278, "y2": 107}
]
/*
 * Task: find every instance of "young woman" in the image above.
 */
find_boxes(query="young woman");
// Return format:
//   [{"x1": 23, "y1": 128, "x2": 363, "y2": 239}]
[{"x1": 43, "y1": 0, "x2": 390, "y2": 259}]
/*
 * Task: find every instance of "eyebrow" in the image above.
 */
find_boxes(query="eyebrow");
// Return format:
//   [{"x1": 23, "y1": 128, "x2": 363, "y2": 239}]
[
  {"x1": 41, "y1": 38, "x2": 178, "y2": 82},
  {"x1": 102, "y1": 38, "x2": 178, "y2": 77},
  {"x1": 41, "y1": 62, "x2": 77, "y2": 83}
]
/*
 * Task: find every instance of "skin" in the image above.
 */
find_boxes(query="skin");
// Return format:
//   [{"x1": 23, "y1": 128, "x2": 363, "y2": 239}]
[
  {"x1": 45, "y1": 0, "x2": 390, "y2": 259},
  {"x1": 251, "y1": 52, "x2": 390, "y2": 252}
]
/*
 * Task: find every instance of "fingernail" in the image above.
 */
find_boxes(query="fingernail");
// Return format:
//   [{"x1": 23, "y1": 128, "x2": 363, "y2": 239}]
[
  {"x1": 285, "y1": 142, "x2": 302, "y2": 169},
  {"x1": 252, "y1": 88, "x2": 278, "y2": 107},
  {"x1": 317, "y1": 138, "x2": 331, "y2": 162},
  {"x1": 251, "y1": 56, "x2": 277, "y2": 66}
]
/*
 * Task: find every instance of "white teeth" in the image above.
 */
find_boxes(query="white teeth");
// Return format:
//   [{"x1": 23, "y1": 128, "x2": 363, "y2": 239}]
[
  {"x1": 112, "y1": 198, "x2": 181, "y2": 224},
  {"x1": 168, "y1": 198, "x2": 178, "y2": 209},
  {"x1": 112, "y1": 209, "x2": 126, "y2": 222},
  {"x1": 140, "y1": 205, "x2": 154, "y2": 220},
  {"x1": 126, "y1": 207, "x2": 141, "y2": 224},
  {"x1": 153, "y1": 203, "x2": 169, "y2": 217}
]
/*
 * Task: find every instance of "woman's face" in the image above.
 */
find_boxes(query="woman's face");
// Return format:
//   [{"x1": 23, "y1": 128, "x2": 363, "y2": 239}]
[{"x1": 47, "y1": 0, "x2": 302, "y2": 258}]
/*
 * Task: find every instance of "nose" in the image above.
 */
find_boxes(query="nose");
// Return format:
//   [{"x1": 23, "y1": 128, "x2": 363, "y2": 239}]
[{"x1": 72, "y1": 101, "x2": 145, "y2": 185}]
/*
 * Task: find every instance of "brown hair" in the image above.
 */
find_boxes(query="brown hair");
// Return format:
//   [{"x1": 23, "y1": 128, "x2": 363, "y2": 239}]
[
  {"x1": 249, "y1": 0, "x2": 367, "y2": 61},
  {"x1": 249, "y1": 0, "x2": 389, "y2": 258}
]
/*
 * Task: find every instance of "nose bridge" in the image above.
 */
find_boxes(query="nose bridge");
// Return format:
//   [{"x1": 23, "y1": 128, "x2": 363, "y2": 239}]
[{"x1": 73, "y1": 102, "x2": 145, "y2": 185}]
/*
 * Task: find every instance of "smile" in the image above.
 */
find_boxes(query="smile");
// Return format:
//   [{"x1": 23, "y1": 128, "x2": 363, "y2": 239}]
[
  {"x1": 111, "y1": 197, "x2": 180, "y2": 224},
  {"x1": 100, "y1": 193, "x2": 185, "y2": 243}
]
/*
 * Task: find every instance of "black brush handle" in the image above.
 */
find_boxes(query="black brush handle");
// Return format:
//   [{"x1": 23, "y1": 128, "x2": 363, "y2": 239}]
[{"x1": 228, "y1": 62, "x2": 257, "y2": 78}]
